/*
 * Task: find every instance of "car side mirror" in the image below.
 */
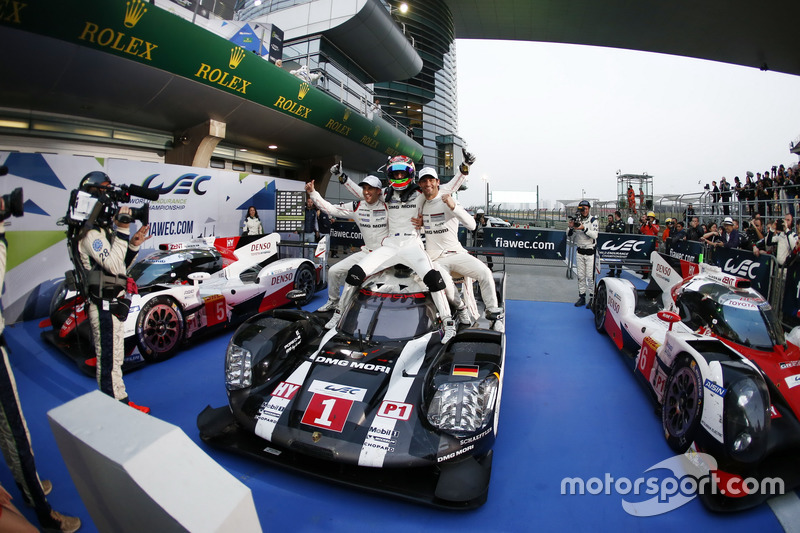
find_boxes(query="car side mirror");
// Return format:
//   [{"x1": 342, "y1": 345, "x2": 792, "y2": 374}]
[
  {"x1": 188, "y1": 272, "x2": 211, "y2": 286},
  {"x1": 657, "y1": 310, "x2": 681, "y2": 331}
]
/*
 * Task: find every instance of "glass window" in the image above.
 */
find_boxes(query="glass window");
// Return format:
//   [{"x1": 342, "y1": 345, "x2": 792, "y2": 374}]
[{"x1": 341, "y1": 290, "x2": 436, "y2": 342}]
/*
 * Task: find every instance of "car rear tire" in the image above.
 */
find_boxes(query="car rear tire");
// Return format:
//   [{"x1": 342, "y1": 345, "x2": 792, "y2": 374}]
[
  {"x1": 593, "y1": 282, "x2": 607, "y2": 333},
  {"x1": 293, "y1": 263, "x2": 316, "y2": 306},
  {"x1": 662, "y1": 355, "x2": 703, "y2": 453},
  {"x1": 136, "y1": 296, "x2": 185, "y2": 363}
]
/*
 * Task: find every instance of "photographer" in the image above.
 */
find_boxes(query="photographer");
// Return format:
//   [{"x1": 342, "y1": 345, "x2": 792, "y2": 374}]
[
  {"x1": 765, "y1": 214, "x2": 798, "y2": 266},
  {"x1": 567, "y1": 200, "x2": 598, "y2": 307},
  {"x1": 71, "y1": 172, "x2": 151, "y2": 413},
  {"x1": 0, "y1": 194, "x2": 82, "y2": 532}
]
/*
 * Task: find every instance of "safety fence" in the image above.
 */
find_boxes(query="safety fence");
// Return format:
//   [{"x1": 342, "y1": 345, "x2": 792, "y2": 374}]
[{"x1": 330, "y1": 220, "x2": 800, "y2": 329}]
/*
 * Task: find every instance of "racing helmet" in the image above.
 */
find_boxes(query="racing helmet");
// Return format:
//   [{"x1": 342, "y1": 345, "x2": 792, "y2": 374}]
[
  {"x1": 79, "y1": 171, "x2": 111, "y2": 194},
  {"x1": 386, "y1": 155, "x2": 415, "y2": 190}
]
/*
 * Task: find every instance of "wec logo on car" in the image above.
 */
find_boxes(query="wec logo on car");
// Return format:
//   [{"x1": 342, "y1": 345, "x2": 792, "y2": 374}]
[
  {"x1": 601, "y1": 240, "x2": 645, "y2": 252},
  {"x1": 308, "y1": 380, "x2": 367, "y2": 401},
  {"x1": 722, "y1": 258, "x2": 759, "y2": 279}
]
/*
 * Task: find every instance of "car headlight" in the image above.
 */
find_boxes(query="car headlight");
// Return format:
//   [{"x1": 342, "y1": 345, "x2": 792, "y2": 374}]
[
  {"x1": 225, "y1": 344, "x2": 253, "y2": 390},
  {"x1": 724, "y1": 376, "x2": 769, "y2": 462},
  {"x1": 427, "y1": 374, "x2": 498, "y2": 437}
]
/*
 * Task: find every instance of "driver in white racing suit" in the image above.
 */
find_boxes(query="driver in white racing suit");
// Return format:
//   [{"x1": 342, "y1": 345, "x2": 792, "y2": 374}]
[
  {"x1": 305, "y1": 175, "x2": 387, "y2": 312},
  {"x1": 414, "y1": 167, "x2": 504, "y2": 331},
  {"x1": 327, "y1": 152, "x2": 474, "y2": 343}
]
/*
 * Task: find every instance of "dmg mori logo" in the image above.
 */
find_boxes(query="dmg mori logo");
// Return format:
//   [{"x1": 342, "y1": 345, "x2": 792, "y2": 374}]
[
  {"x1": 601, "y1": 240, "x2": 645, "y2": 252},
  {"x1": 142, "y1": 173, "x2": 211, "y2": 195},
  {"x1": 229, "y1": 47, "x2": 246, "y2": 69},
  {"x1": 124, "y1": 0, "x2": 147, "y2": 28},
  {"x1": 723, "y1": 258, "x2": 759, "y2": 279}
]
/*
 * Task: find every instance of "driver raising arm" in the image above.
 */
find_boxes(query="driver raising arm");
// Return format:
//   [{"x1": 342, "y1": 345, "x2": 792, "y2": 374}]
[{"x1": 305, "y1": 177, "x2": 387, "y2": 312}]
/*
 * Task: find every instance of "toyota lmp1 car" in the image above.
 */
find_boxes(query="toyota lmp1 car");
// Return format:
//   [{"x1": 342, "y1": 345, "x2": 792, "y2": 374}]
[
  {"x1": 593, "y1": 251, "x2": 800, "y2": 510},
  {"x1": 197, "y1": 264, "x2": 507, "y2": 509},
  {"x1": 41, "y1": 233, "x2": 323, "y2": 374}
]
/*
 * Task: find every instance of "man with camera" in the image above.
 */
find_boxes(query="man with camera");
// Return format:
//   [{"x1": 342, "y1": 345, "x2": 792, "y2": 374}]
[
  {"x1": 568, "y1": 200, "x2": 598, "y2": 308},
  {"x1": 765, "y1": 213, "x2": 798, "y2": 266},
  {"x1": 70, "y1": 172, "x2": 151, "y2": 413}
]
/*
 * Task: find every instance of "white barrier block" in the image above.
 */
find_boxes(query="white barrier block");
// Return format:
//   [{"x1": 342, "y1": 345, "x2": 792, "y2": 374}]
[{"x1": 47, "y1": 391, "x2": 261, "y2": 533}]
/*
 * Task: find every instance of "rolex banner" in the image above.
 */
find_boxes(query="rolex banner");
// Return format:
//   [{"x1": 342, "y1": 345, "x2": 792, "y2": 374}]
[{"x1": 478, "y1": 228, "x2": 567, "y2": 260}]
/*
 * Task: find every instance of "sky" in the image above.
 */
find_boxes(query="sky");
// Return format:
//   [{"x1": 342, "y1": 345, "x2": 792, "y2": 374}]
[{"x1": 453, "y1": 39, "x2": 800, "y2": 209}]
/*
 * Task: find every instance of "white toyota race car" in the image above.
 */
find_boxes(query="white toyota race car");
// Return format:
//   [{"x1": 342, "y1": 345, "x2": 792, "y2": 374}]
[
  {"x1": 593, "y1": 251, "x2": 800, "y2": 511},
  {"x1": 41, "y1": 233, "x2": 324, "y2": 374}
]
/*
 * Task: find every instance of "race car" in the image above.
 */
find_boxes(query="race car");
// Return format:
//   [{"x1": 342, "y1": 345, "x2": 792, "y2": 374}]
[
  {"x1": 593, "y1": 251, "x2": 800, "y2": 511},
  {"x1": 197, "y1": 264, "x2": 506, "y2": 509},
  {"x1": 41, "y1": 233, "x2": 324, "y2": 374}
]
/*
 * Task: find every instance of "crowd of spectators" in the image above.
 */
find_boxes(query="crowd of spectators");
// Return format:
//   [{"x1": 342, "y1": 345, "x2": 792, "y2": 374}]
[{"x1": 629, "y1": 163, "x2": 800, "y2": 267}]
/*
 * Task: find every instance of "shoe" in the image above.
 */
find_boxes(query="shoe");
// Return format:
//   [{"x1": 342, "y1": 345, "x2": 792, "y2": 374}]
[
  {"x1": 128, "y1": 401, "x2": 151, "y2": 414},
  {"x1": 42, "y1": 510, "x2": 81, "y2": 533},
  {"x1": 485, "y1": 306, "x2": 504, "y2": 321},
  {"x1": 574, "y1": 294, "x2": 586, "y2": 307},
  {"x1": 317, "y1": 298, "x2": 339, "y2": 313},
  {"x1": 325, "y1": 309, "x2": 341, "y2": 329},
  {"x1": 456, "y1": 305, "x2": 472, "y2": 325},
  {"x1": 441, "y1": 318, "x2": 457, "y2": 344},
  {"x1": 586, "y1": 298, "x2": 593, "y2": 309},
  {"x1": 42, "y1": 479, "x2": 52, "y2": 496},
  {"x1": 491, "y1": 319, "x2": 505, "y2": 333}
]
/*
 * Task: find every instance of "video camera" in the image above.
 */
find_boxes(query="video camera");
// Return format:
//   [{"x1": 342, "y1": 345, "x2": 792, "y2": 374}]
[
  {"x1": 0, "y1": 165, "x2": 23, "y2": 222},
  {"x1": 66, "y1": 181, "x2": 159, "y2": 228}
]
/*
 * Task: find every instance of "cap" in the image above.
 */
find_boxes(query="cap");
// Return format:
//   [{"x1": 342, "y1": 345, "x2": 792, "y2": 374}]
[
  {"x1": 723, "y1": 217, "x2": 734, "y2": 225},
  {"x1": 746, "y1": 171, "x2": 754, "y2": 178},
  {"x1": 358, "y1": 175, "x2": 382, "y2": 189},
  {"x1": 477, "y1": 208, "x2": 485, "y2": 214},
  {"x1": 578, "y1": 200, "x2": 590, "y2": 208},
  {"x1": 418, "y1": 167, "x2": 438, "y2": 180}
]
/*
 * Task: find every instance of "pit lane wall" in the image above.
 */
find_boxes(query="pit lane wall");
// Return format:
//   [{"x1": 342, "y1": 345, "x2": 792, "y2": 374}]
[{"x1": 0, "y1": 152, "x2": 305, "y2": 324}]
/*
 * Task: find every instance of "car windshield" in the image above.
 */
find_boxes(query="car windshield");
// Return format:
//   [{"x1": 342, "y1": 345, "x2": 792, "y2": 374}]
[
  {"x1": 709, "y1": 295, "x2": 785, "y2": 350},
  {"x1": 340, "y1": 289, "x2": 437, "y2": 342},
  {"x1": 128, "y1": 260, "x2": 180, "y2": 287}
]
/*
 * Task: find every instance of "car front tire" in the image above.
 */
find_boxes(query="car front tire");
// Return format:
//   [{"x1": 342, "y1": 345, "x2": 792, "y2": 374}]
[{"x1": 662, "y1": 354, "x2": 704, "y2": 453}]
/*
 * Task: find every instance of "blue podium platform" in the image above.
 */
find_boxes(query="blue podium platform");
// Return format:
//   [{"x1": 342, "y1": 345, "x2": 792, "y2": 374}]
[{"x1": 0, "y1": 296, "x2": 791, "y2": 532}]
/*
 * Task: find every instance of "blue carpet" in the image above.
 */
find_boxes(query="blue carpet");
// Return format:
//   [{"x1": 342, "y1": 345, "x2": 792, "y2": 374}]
[{"x1": 0, "y1": 297, "x2": 790, "y2": 532}]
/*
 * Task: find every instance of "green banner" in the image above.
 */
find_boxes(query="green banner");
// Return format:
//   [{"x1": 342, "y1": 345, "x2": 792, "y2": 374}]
[{"x1": 0, "y1": 0, "x2": 423, "y2": 160}]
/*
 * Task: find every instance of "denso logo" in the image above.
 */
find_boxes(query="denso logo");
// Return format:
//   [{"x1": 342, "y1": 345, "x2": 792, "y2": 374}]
[
  {"x1": 656, "y1": 263, "x2": 672, "y2": 276},
  {"x1": 142, "y1": 173, "x2": 211, "y2": 195},
  {"x1": 723, "y1": 258, "x2": 758, "y2": 279},
  {"x1": 607, "y1": 295, "x2": 620, "y2": 314},
  {"x1": 271, "y1": 273, "x2": 293, "y2": 285},
  {"x1": 601, "y1": 240, "x2": 645, "y2": 252},
  {"x1": 251, "y1": 242, "x2": 272, "y2": 252}
]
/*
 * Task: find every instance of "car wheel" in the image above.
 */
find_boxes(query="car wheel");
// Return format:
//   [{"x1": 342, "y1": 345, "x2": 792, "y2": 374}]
[
  {"x1": 135, "y1": 296, "x2": 185, "y2": 363},
  {"x1": 293, "y1": 263, "x2": 316, "y2": 306},
  {"x1": 593, "y1": 282, "x2": 607, "y2": 333},
  {"x1": 662, "y1": 355, "x2": 703, "y2": 453}
]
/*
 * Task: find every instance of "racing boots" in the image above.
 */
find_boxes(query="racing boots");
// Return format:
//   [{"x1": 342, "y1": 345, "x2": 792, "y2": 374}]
[
  {"x1": 574, "y1": 294, "x2": 586, "y2": 307},
  {"x1": 586, "y1": 297, "x2": 593, "y2": 309},
  {"x1": 325, "y1": 309, "x2": 342, "y2": 329},
  {"x1": 441, "y1": 318, "x2": 457, "y2": 344},
  {"x1": 317, "y1": 298, "x2": 339, "y2": 313},
  {"x1": 456, "y1": 305, "x2": 473, "y2": 325}
]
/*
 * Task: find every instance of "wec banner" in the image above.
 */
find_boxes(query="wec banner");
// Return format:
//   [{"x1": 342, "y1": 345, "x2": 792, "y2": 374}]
[
  {"x1": 596, "y1": 233, "x2": 657, "y2": 263},
  {"x1": 480, "y1": 227, "x2": 566, "y2": 260},
  {"x1": 330, "y1": 221, "x2": 365, "y2": 249},
  {"x1": 709, "y1": 246, "x2": 773, "y2": 296},
  {"x1": 0, "y1": 152, "x2": 304, "y2": 323}
]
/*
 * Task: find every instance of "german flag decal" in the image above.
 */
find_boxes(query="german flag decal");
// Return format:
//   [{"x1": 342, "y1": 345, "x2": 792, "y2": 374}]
[{"x1": 452, "y1": 365, "x2": 479, "y2": 378}]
